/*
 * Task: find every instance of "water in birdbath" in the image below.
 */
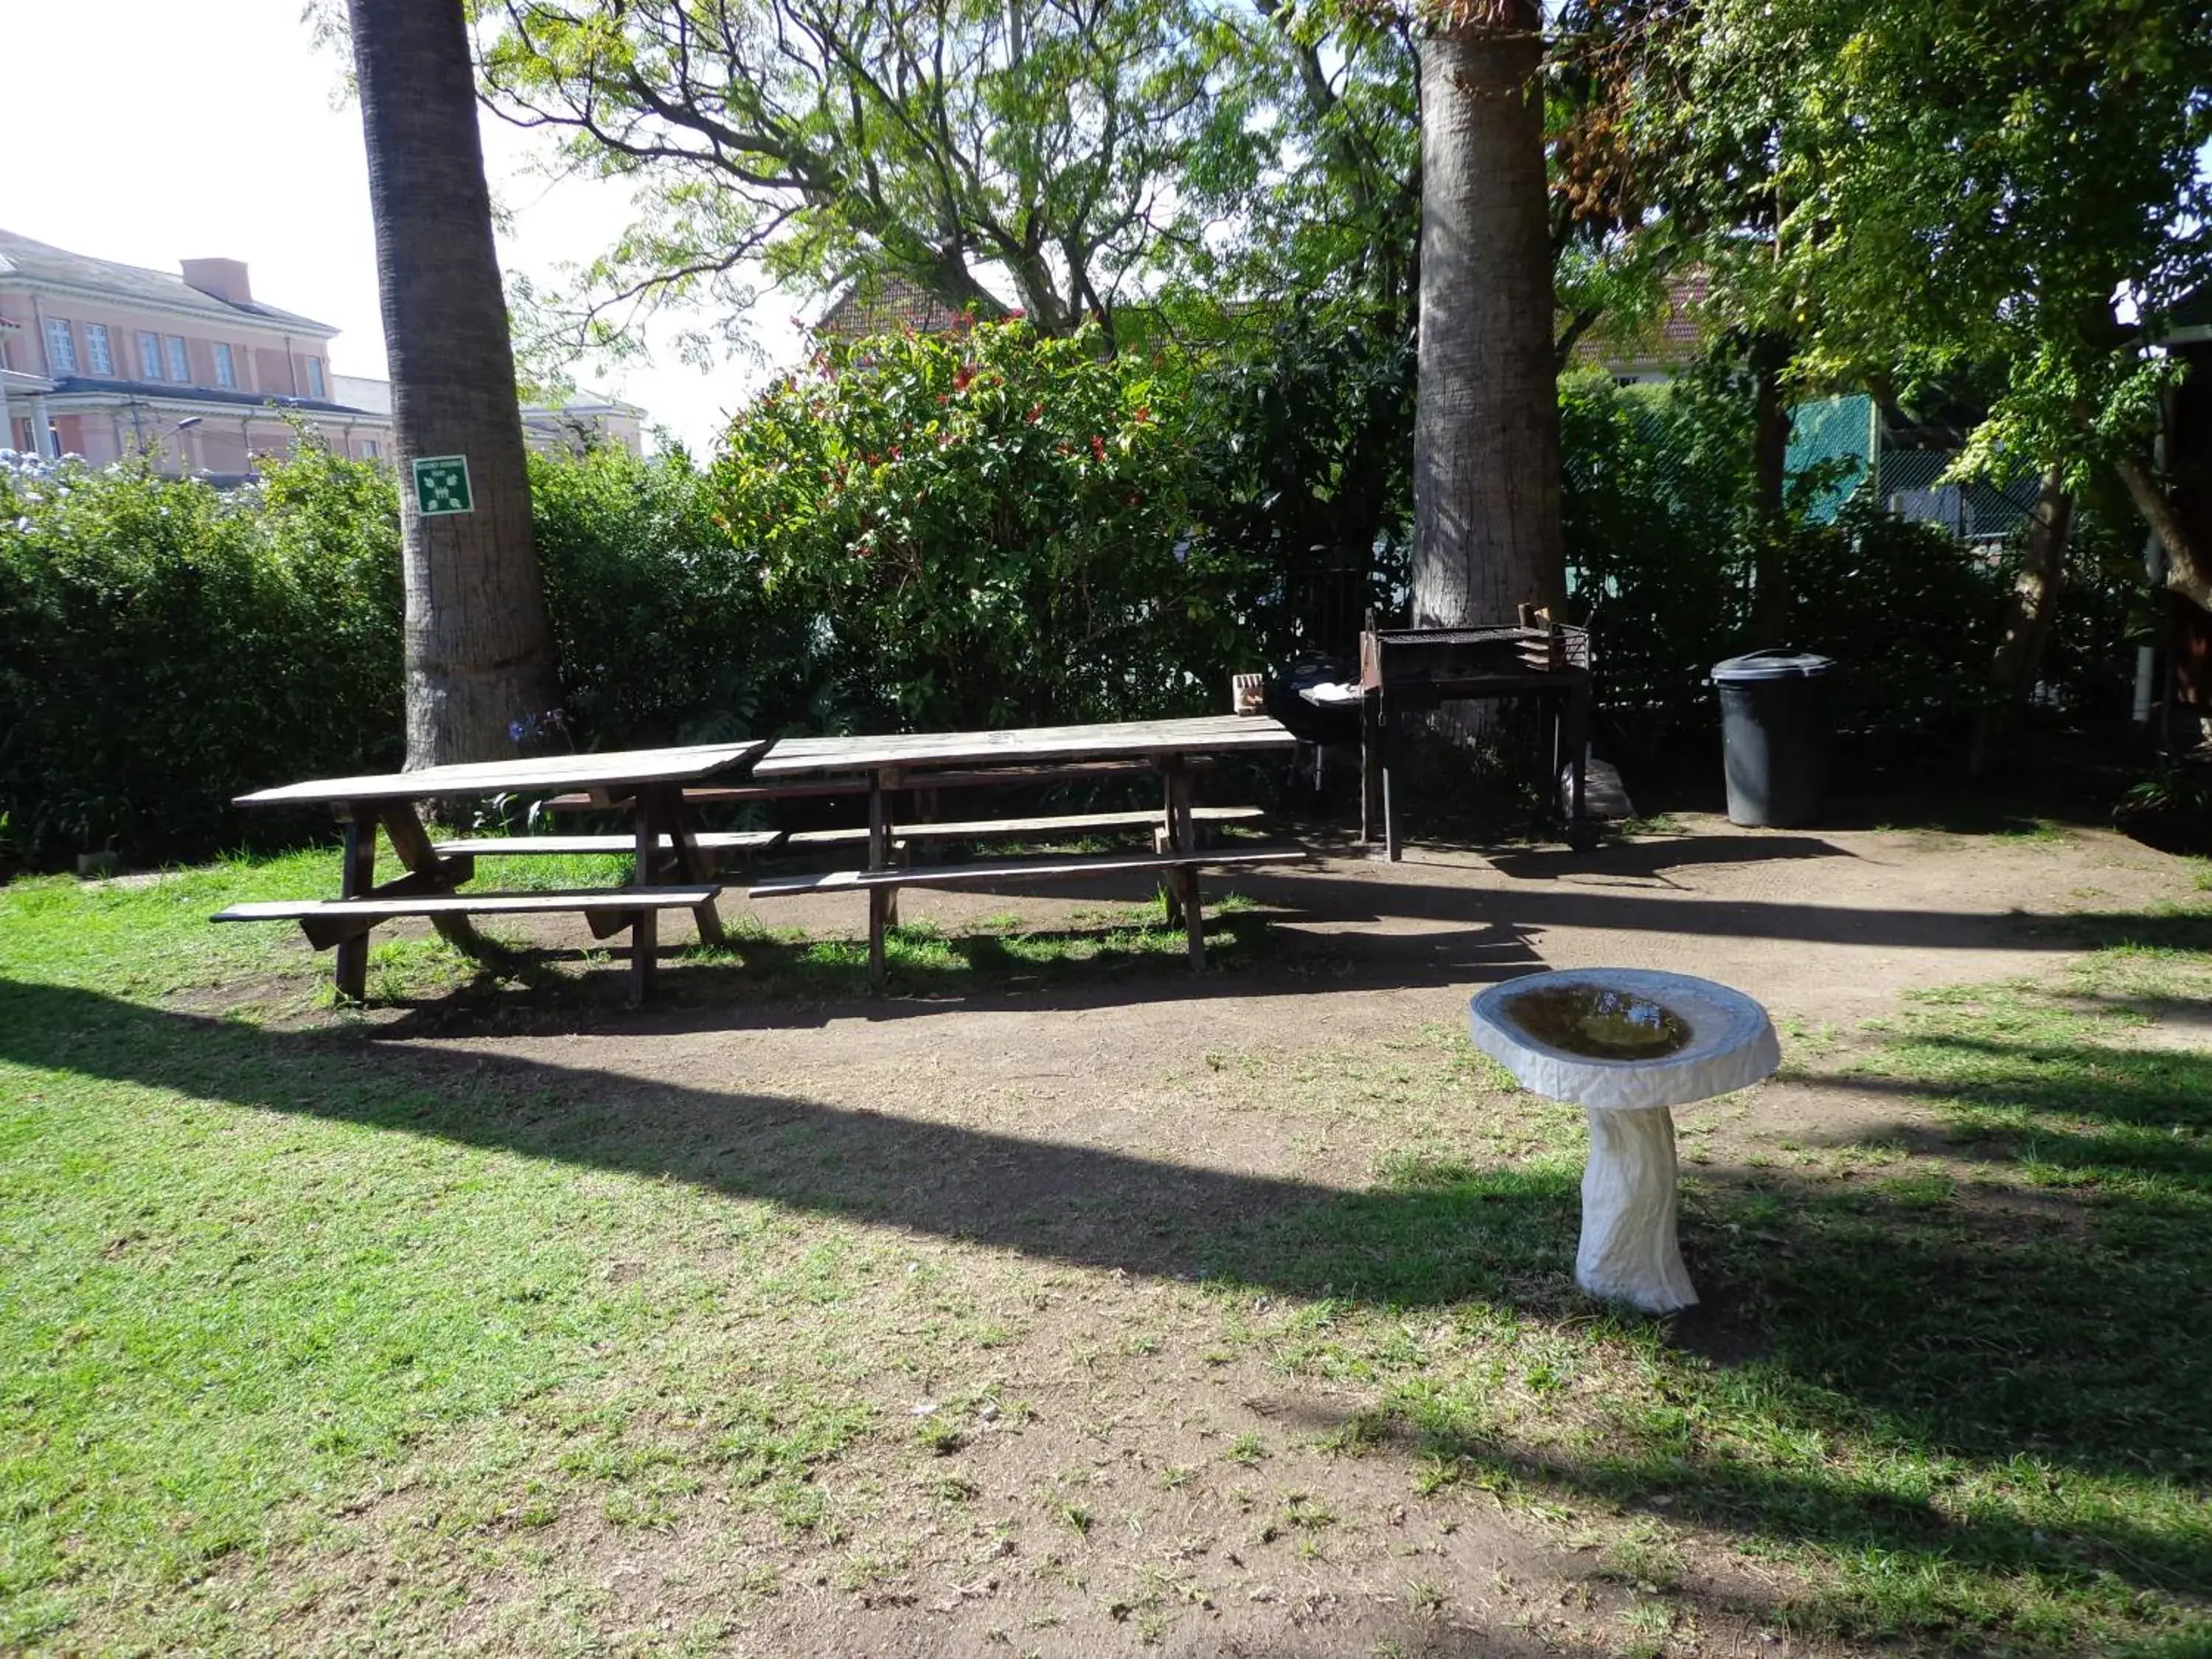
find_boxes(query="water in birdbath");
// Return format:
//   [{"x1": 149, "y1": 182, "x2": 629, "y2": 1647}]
[{"x1": 1501, "y1": 983, "x2": 1693, "y2": 1062}]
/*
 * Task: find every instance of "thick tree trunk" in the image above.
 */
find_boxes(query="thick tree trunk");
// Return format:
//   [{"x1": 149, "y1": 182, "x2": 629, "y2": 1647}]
[
  {"x1": 2117, "y1": 453, "x2": 2212, "y2": 614},
  {"x1": 1968, "y1": 464, "x2": 2072, "y2": 778},
  {"x1": 1749, "y1": 344, "x2": 1792, "y2": 648},
  {"x1": 1411, "y1": 4, "x2": 1565, "y2": 632},
  {"x1": 350, "y1": 0, "x2": 560, "y2": 768}
]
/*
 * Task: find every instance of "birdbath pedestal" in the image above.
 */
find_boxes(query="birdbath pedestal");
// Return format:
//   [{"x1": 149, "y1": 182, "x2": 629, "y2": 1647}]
[{"x1": 1468, "y1": 969, "x2": 1780, "y2": 1312}]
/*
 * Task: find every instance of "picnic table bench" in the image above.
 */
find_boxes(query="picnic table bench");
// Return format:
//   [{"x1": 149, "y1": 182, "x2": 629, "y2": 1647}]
[
  {"x1": 214, "y1": 741, "x2": 769, "y2": 1003},
  {"x1": 742, "y1": 715, "x2": 1307, "y2": 991}
]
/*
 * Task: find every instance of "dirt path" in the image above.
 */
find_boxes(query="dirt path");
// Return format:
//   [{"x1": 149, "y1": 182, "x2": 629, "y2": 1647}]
[{"x1": 326, "y1": 814, "x2": 2197, "y2": 1656}]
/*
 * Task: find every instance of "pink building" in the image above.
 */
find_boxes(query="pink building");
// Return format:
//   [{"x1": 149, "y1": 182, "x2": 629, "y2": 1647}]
[{"x1": 0, "y1": 229, "x2": 392, "y2": 477}]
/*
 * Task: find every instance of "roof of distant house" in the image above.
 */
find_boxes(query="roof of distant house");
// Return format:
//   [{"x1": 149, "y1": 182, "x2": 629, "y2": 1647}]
[
  {"x1": 45, "y1": 374, "x2": 380, "y2": 417},
  {"x1": 0, "y1": 229, "x2": 337, "y2": 335},
  {"x1": 1574, "y1": 266, "x2": 1709, "y2": 370},
  {"x1": 816, "y1": 274, "x2": 976, "y2": 341}
]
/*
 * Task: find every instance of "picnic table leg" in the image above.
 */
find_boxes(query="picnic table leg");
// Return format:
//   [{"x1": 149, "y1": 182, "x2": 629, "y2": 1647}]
[
  {"x1": 647, "y1": 785, "x2": 726, "y2": 948},
  {"x1": 378, "y1": 804, "x2": 486, "y2": 956},
  {"x1": 333, "y1": 807, "x2": 375, "y2": 1004},
  {"x1": 866, "y1": 769, "x2": 893, "y2": 995},
  {"x1": 1164, "y1": 759, "x2": 1204, "y2": 970},
  {"x1": 630, "y1": 799, "x2": 658, "y2": 1003},
  {"x1": 1158, "y1": 768, "x2": 1185, "y2": 927}
]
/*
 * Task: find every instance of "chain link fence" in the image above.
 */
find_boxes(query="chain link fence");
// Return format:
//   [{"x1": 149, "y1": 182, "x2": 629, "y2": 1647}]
[{"x1": 1787, "y1": 394, "x2": 2040, "y2": 542}]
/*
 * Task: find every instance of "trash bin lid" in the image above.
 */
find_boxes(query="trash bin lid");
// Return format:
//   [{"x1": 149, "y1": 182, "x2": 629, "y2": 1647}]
[{"x1": 1711, "y1": 649, "x2": 1835, "y2": 683}]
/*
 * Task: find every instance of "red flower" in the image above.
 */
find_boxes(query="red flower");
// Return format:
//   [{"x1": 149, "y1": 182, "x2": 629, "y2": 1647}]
[
  {"x1": 1026, "y1": 403, "x2": 1045, "y2": 423},
  {"x1": 1133, "y1": 406, "x2": 1151, "y2": 423},
  {"x1": 953, "y1": 364, "x2": 975, "y2": 392},
  {"x1": 888, "y1": 444, "x2": 902, "y2": 459},
  {"x1": 1006, "y1": 308, "x2": 1026, "y2": 321},
  {"x1": 1089, "y1": 434, "x2": 1107, "y2": 462}
]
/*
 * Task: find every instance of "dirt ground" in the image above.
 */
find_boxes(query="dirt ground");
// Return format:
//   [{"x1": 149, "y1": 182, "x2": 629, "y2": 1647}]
[{"x1": 310, "y1": 807, "x2": 2199, "y2": 1658}]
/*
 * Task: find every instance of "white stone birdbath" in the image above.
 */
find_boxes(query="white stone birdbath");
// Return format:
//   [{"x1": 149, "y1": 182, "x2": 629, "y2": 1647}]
[{"x1": 1468, "y1": 968, "x2": 1780, "y2": 1312}]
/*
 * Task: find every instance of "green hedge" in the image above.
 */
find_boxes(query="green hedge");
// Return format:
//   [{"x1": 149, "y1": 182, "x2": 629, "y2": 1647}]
[
  {"x1": 0, "y1": 445, "x2": 403, "y2": 866},
  {"x1": 0, "y1": 340, "x2": 2143, "y2": 872},
  {"x1": 709, "y1": 321, "x2": 1268, "y2": 731}
]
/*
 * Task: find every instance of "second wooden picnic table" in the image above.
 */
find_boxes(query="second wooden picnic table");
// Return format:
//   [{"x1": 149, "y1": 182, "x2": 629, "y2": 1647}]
[
  {"x1": 742, "y1": 714, "x2": 1307, "y2": 991},
  {"x1": 215, "y1": 740, "x2": 769, "y2": 1003}
]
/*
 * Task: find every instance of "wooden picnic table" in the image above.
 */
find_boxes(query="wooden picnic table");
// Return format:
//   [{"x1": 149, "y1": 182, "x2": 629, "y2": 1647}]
[
  {"x1": 215, "y1": 740, "x2": 770, "y2": 1004},
  {"x1": 745, "y1": 715, "x2": 1307, "y2": 991}
]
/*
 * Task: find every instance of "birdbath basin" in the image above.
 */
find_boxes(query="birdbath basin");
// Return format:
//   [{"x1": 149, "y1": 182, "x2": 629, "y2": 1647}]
[{"x1": 1469, "y1": 969, "x2": 1780, "y2": 1312}]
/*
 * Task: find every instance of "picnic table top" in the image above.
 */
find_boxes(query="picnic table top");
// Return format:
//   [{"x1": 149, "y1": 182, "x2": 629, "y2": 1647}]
[
  {"x1": 749, "y1": 715, "x2": 1296, "y2": 779},
  {"x1": 232, "y1": 739, "x2": 772, "y2": 808}
]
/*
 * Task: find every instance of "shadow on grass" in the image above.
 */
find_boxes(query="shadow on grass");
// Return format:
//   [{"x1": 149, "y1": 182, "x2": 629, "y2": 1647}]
[{"x1": 2, "y1": 976, "x2": 2207, "y2": 1635}]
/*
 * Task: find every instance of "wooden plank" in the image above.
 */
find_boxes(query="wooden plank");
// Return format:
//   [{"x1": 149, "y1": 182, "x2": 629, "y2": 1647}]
[
  {"x1": 542, "y1": 776, "x2": 868, "y2": 810},
  {"x1": 233, "y1": 740, "x2": 771, "y2": 808},
  {"x1": 785, "y1": 827, "x2": 874, "y2": 847},
  {"x1": 539, "y1": 761, "x2": 1220, "y2": 811},
  {"x1": 430, "y1": 831, "x2": 782, "y2": 856},
  {"x1": 898, "y1": 807, "x2": 1261, "y2": 840},
  {"x1": 749, "y1": 847, "x2": 1307, "y2": 898},
  {"x1": 214, "y1": 886, "x2": 721, "y2": 924},
  {"x1": 750, "y1": 716, "x2": 1296, "y2": 779},
  {"x1": 769, "y1": 811, "x2": 1262, "y2": 849},
  {"x1": 882, "y1": 758, "x2": 1208, "y2": 790}
]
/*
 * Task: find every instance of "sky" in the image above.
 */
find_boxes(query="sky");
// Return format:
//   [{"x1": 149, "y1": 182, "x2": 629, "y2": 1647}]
[{"x1": 0, "y1": 0, "x2": 807, "y2": 453}]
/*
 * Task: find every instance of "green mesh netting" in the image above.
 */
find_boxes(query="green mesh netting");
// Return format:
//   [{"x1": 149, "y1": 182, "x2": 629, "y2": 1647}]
[{"x1": 1784, "y1": 394, "x2": 1876, "y2": 523}]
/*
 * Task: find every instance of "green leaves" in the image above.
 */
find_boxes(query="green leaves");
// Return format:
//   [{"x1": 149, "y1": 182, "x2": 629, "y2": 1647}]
[{"x1": 706, "y1": 319, "x2": 1262, "y2": 731}]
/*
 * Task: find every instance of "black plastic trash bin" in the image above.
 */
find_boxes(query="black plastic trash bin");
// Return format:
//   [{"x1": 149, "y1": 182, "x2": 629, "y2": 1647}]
[{"x1": 1712, "y1": 650, "x2": 1834, "y2": 827}]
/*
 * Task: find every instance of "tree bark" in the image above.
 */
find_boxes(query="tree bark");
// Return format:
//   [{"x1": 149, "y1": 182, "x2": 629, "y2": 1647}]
[
  {"x1": 1968, "y1": 464, "x2": 2072, "y2": 778},
  {"x1": 2116, "y1": 453, "x2": 2212, "y2": 613},
  {"x1": 350, "y1": 0, "x2": 560, "y2": 768},
  {"x1": 1411, "y1": 3, "x2": 1565, "y2": 633}
]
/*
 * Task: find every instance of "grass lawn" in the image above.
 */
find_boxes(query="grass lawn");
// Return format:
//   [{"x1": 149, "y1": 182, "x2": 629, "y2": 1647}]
[{"x1": 1, "y1": 848, "x2": 2208, "y2": 1653}]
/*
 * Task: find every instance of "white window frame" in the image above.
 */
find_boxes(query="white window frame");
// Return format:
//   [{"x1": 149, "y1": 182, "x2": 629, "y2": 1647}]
[
  {"x1": 83, "y1": 323, "x2": 114, "y2": 377},
  {"x1": 44, "y1": 319, "x2": 77, "y2": 375},
  {"x1": 305, "y1": 356, "x2": 327, "y2": 399},
  {"x1": 213, "y1": 342, "x2": 236, "y2": 389},
  {"x1": 164, "y1": 336, "x2": 190, "y2": 383},
  {"x1": 139, "y1": 331, "x2": 164, "y2": 380}
]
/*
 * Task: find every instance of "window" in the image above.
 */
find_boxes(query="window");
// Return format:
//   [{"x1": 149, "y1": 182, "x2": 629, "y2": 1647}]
[
  {"x1": 44, "y1": 319, "x2": 76, "y2": 375},
  {"x1": 360, "y1": 437, "x2": 379, "y2": 459},
  {"x1": 164, "y1": 336, "x2": 189, "y2": 383},
  {"x1": 305, "y1": 356, "x2": 326, "y2": 399},
  {"x1": 213, "y1": 342, "x2": 236, "y2": 389},
  {"x1": 137, "y1": 331, "x2": 163, "y2": 379},
  {"x1": 83, "y1": 324, "x2": 113, "y2": 376}
]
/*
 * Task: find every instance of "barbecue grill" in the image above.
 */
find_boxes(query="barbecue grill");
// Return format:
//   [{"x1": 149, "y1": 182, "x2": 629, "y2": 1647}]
[{"x1": 1355, "y1": 611, "x2": 1597, "y2": 857}]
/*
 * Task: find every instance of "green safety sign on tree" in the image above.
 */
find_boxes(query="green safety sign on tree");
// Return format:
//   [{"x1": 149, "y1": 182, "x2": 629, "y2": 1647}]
[{"x1": 411, "y1": 455, "x2": 473, "y2": 516}]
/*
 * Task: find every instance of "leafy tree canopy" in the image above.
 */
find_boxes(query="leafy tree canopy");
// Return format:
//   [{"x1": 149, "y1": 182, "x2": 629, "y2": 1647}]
[
  {"x1": 476, "y1": 0, "x2": 1225, "y2": 356},
  {"x1": 1639, "y1": 0, "x2": 2212, "y2": 591}
]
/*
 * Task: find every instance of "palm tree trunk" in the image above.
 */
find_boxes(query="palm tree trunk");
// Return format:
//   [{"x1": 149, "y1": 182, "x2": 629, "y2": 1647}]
[
  {"x1": 1411, "y1": 1, "x2": 1565, "y2": 633},
  {"x1": 1968, "y1": 464, "x2": 2071, "y2": 778},
  {"x1": 349, "y1": 0, "x2": 560, "y2": 768}
]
